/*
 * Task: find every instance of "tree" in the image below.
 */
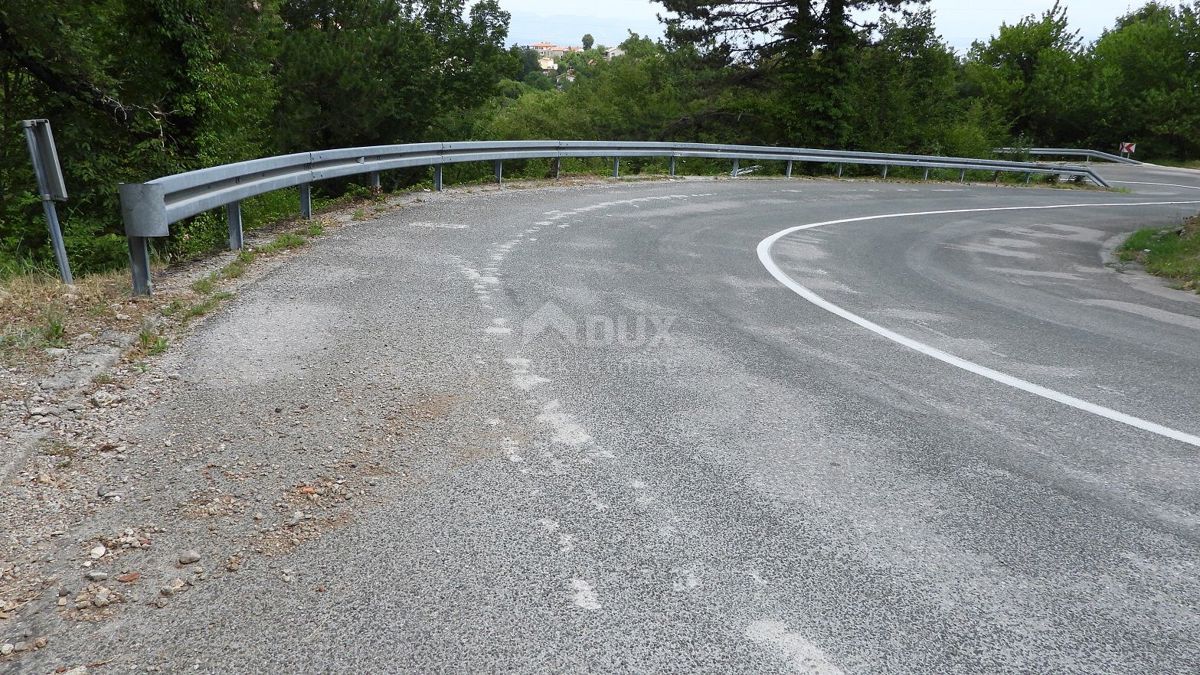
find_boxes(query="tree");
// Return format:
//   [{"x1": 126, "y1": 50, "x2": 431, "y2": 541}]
[
  {"x1": 1089, "y1": 2, "x2": 1200, "y2": 158},
  {"x1": 962, "y1": 1, "x2": 1089, "y2": 145},
  {"x1": 657, "y1": 0, "x2": 924, "y2": 145},
  {"x1": 839, "y1": 9, "x2": 965, "y2": 154},
  {"x1": 582, "y1": 33, "x2": 594, "y2": 50}
]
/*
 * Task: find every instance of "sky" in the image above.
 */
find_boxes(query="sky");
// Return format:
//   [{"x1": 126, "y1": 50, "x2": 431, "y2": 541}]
[{"x1": 500, "y1": 0, "x2": 1144, "y2": 52}]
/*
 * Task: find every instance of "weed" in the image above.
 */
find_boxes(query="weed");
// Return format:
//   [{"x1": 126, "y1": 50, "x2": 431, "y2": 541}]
[
  {"x1": 162, "y1": 299, "x2": 187, "y2": 317},
  {"x1": 138, "y1": 328, "x2": 168, "y2": 355},
  {"x1": 181, "y1": 291, "x2": 233, "y2": 323},
  {"x1": 306, "y1": 223, "x2": 325, "y2": 237},
  {"x1": 192, "y1": 275, "x2": 216, "y2": 295},
  {"x1": 41, "y1": 310, "x2": 67, "y2": 348},
  {"x1": 1119, "y1": 216, "x2": 1200, "y2": 292},
  {"x1": 261, "y1": 232, "x2": 308, "y2": 253},
  {"x1": 92, "y1": 372, "x2": 113, "y2": 385},
  {"x1": 352, "y1": 208, "x2": 367, "y2": 221}
]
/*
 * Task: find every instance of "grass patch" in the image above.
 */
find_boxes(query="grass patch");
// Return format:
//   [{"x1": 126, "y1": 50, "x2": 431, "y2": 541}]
[
  {"x1": 1119, "y1": 216, "x2": 1200, "y2": 292},
  {"x1": 260, "y1": 232, "x2": 308, "y2": 253},
  {"x1": 137, "y1": 327, "x2": 168, "y2": 356},
  {"x1": 182, "y1": 291, "x2": 234, "y2": 323},
  {"x1": 191, "y1": 275, "x2": 217, "y2": 295}
]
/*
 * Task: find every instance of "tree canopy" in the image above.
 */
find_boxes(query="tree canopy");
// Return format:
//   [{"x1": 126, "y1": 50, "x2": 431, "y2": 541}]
[{"x1": 2, "y1": 0, "x2": 1198, "y2": 276}]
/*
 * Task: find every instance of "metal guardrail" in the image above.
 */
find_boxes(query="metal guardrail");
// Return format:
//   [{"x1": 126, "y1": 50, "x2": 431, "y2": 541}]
[
  {"x1": 119, "y1": 140, "x2": 1113, "y2": 294},
  {"x1": 995, "y1": 147, "x2": 1142, "y2": 165}
]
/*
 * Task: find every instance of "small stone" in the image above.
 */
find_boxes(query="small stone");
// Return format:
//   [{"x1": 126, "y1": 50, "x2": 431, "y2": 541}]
[
  {"x1": 34, "y1": 637, "x2": 48, "y2": 649},
  {"x1": 0, "y1": 643, "x2": 13, "y2": 655},
  {"x1": 13, "y1": 641, "x2": 28, "y2": 652},
  {"x1": 160, "y1": 578, "x2": 186, "y2": 597},
  {"x1": 90, "y1": 391, "x2": 122, "y2": 408},
  {"x1": 89, "y1": 545, "x2": 107, "y2": 559},
  {"x1": 116, "y1": 572, "x2": 141, "y2": 583},
  {"x1": 86, "y1": 571, "x2": 109, "y2": 582},
  {"x1": 178, "y1": 550, "x2": 201, "y2": 565}
]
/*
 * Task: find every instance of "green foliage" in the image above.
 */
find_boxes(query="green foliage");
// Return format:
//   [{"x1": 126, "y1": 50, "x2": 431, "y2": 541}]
[
  {"x1": 3, "y1": 0, "x2": 1199, "y2": 281},
  {"x1": 1119, "y1": 218, "x2": 1200, "y2": 291}
]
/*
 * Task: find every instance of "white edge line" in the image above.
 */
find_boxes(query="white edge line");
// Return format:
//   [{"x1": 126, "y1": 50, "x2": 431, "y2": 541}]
[
  {"x1": 1109, "y1": 180, "x2": 1200, "y2": 191},
  {"x1": 756, "y1": 200, "x2": 1200, "y2": 448}
]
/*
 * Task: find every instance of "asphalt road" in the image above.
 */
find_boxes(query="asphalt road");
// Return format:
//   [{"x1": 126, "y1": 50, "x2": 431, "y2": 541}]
[{"x1": 21, "y1": 163, "x2": 1200, "y2": 672}]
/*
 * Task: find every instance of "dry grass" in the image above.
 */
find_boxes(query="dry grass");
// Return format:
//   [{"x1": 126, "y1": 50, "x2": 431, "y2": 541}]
[{"x1": 0, "y1": 268, "x2": 190, "y2": 369}]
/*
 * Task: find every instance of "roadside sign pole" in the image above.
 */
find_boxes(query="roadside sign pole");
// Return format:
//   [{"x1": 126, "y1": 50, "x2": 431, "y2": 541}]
[{"x1": 21, "y1": 119, "x2": 73, "y2": 285}]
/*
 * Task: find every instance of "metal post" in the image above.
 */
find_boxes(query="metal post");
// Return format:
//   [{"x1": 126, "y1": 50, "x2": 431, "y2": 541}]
[
  {"x1": 786, "y1": 161, "x2": 793, "y2": 178},
  {"x1": 732, "y1": 158, "x2": 740, "y2": 177},
  {"x1": 1025, "y1": 173, "x2": 1032, "y2": 184},
  {"x1": 837, "y1": 163, "x2": 843, "y2": 178},
  {"x1": 227, "y1": 201, "x2": 243, "y2": 250},
  {"x1": 882, "y1": 165, "x2": 889, "y2": 179},
  {"x1": 369, "y1": 171, "x2": 381, "y2": 192},
  {"x1": 669, "y1": 156, "x2": 676, "y2": 177},
  {"x1": 299, "y1": 184, "x2": 312, "y2": 219},
  {"x1": 493, "y1": 160, "x2": 503, "y2": 184},
  {"x1": 434, "y1": 165, "x2": 444, "y2": 192},
  {"x1": 959, "y1": 169, "x2": 966, "y2": 183},
  {"x1": 922, "y1": 168, "x2": 929, "y2": 181},
  {"x1": 128, "y1": 236, "x2": 152, "y2": 296},
  {"x1": 40, "y1": 201, "x2": 73, "y2": 285},
  {"x1": 552, "y1": 158, "x2": 561, "y2": 179},
  {"x1": 613, "y1": 158, "x2": 620, "y2": 178},
  {"x1": 22, "y1": 120, "x2": 73, "y2": 284}
]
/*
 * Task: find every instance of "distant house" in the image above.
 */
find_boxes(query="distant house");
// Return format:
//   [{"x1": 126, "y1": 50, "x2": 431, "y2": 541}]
[
  {"x1": 528, "y1": 42, "x2": 585, "y2": 62},
  {"x1": 530, "y1": 41, "x2": 566, "y2": 60},
  {"x1": 604, "y1": 46, "x2": 624, "y2": 60},
  {"x1": 537, "y1": 56, "x2": 556, "y2": 73}
]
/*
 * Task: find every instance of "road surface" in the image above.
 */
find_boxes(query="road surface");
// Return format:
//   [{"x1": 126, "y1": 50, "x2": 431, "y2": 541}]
[{"x1": 15, "y1": 162, "x2": 1200, "y2": 673}]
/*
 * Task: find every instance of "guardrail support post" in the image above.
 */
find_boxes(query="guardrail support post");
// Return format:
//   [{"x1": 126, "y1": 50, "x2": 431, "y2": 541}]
[
  {"x1": 785, "y1": 161, "x2": 793, "y2": 178},
  {"x1": 959, "y1": 169, "x2": 966, "y2": 183},
  {"x1": 613, "y1": 158, "x2": 620, "y2": 178},
  {"x1": 1025, "y1": 173, "x2": 1033, "y2": 184},
  {"x1": 731, "y1": 158, "x2": 739, "y2": 177},
  {"x1": 669, "y1": 156, "x2": 676, "y2": 176},
  {"x1": 922, "y1": 168, "x2": 929, "y2": 181},
  {"x1": 882, "y1": 165, "x2": 889, "y2": 179},
  {"x1": 370, "y1": 171, "x2": 381, "y2": 192},
  {"x1": 434, "y1": 165, "x2": 443, "y2": 191},
  {"x1": 227, "y1": 201, "x2": 243, "y2": 250},
  {"x1": 837, "y1": 163, "x2": 843, "y2": 178},
  {"x1": 299, "y1": 184, "x2": 312, "y2": 219},
  {"x1": 128, "y1": 236, "x2": 152, "y2": 296},
  {"x1": 493, "y1": 160, "x2": 503, "y2": 184},
  {"x1": 553, "y1": 158, "x2": 561, "y2": 179}
]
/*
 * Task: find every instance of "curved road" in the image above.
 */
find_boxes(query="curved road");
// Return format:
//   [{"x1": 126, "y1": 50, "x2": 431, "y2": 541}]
[{"x1": 22, "y1": 163, "x2": 1200, "y2": 672}]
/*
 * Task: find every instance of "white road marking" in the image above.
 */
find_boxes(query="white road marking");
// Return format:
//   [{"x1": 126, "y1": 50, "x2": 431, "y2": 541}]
[
  {"x1": 1111, "y1": 180, "x2": 1200, "y2": 191},
  {"x1": 757, "y1": 200, "x2": 1200, "y2": 448},
  {"x1": 570, "y1": 579, "x2": 602, "y2": 610},
  {"x1": 1077, "y1": 299, "x2": 1200, "y2": 331},
  {"x1": 745, "y1": 619, "x2": 843, "y2": 674}
]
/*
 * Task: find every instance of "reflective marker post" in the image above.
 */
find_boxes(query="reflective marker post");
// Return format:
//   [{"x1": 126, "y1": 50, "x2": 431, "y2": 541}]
[{"x1": 21, "y1": 119, "x2": 73, "y2": 285}]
